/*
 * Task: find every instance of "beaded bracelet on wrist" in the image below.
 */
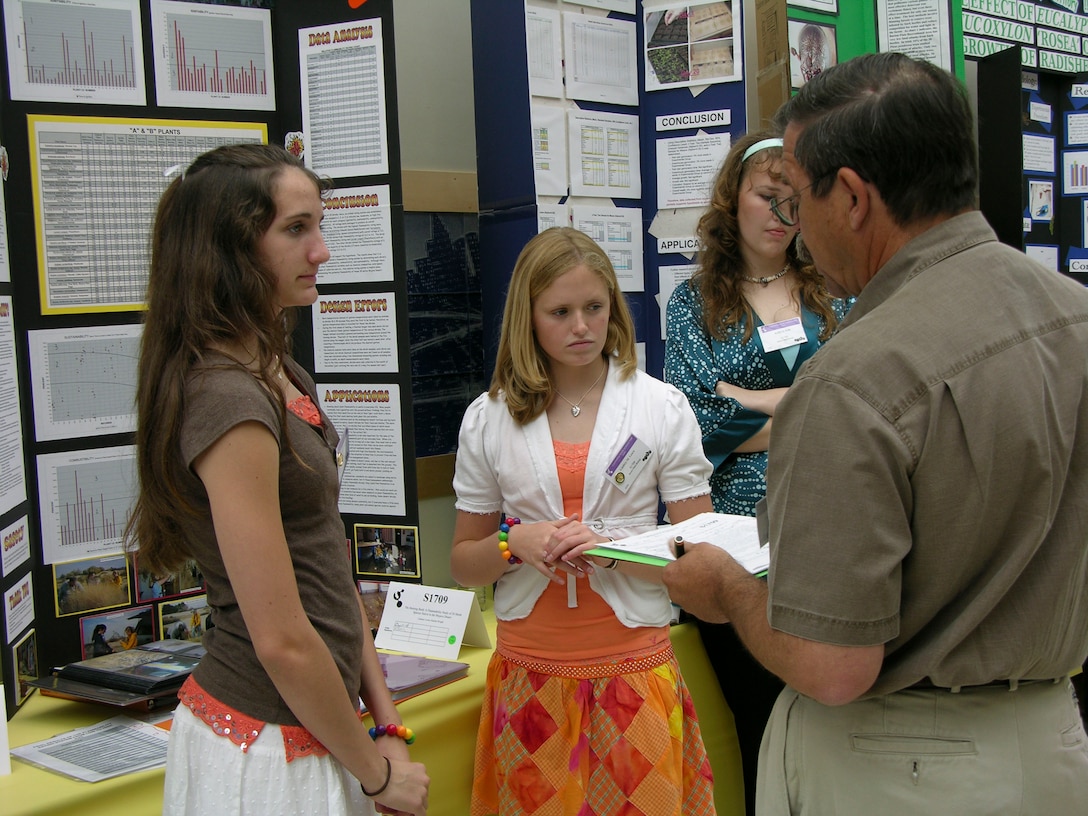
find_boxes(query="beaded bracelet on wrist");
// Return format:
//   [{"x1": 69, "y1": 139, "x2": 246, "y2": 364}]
[
  {"x1": 498, "y1": 516, "x2": 522, "y2": 565},
  {"x1": 369, "y1": 722, "x2": 416, "y2": 745}
]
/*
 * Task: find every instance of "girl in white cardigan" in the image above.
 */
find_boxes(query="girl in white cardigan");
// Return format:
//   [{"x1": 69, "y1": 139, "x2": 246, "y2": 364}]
[{"x1": 451, "y1": 227, "x2": 718, "y2": 816}]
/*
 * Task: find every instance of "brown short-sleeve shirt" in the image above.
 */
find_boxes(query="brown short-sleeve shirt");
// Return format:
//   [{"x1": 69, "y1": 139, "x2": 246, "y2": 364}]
[
  {"x1": 765, "y1": 212, "x2": 1088, "y2": 696},
  {"x1": 175, "y1": 353, "x2": 362, "y2": 724}
]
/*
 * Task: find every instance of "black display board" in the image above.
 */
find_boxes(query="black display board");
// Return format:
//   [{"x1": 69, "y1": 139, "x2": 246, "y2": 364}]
[
  {"x1": 979, "y1": 44, "x2": 1088, "y2": 286},
  {"x1": 0, "y1": 0, "x2": 413, "y2": 718}
]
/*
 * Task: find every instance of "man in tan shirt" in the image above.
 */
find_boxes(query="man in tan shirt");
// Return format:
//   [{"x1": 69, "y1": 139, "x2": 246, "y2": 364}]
[{"x1": 666, "y1": 52, "x2": 1088, "y2": 814}]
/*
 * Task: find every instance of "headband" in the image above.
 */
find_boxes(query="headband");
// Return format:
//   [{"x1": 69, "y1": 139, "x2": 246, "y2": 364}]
[{"x1": 741, "y1": 137, "x2": 783, "y2": 162}]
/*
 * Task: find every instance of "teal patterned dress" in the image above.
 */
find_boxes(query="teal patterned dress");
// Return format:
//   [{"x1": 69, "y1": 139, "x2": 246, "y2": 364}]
[{"x1": 664, "y1": 280, "x2": 852, "y2": 516}]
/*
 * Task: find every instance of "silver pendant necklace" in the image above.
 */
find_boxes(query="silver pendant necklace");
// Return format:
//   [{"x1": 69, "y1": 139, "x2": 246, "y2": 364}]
[
  {"x1": 740, "y1": 264, "x2": 789, "y2": 287},
  {"x1": 554, "y1": 363, "x2": 607, "y2": 417}
]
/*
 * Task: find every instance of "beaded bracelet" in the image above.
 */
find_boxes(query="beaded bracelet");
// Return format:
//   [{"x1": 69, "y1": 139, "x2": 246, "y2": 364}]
[
  {"x1": 498, "y1": 516, "x2": 522, "y2": 565},
  {"x1": 369, "y1": 722, "x2": 416, "y2": 745},
  {"x1": 360, "y1": 755, "x2": 392, "y2": 797}
]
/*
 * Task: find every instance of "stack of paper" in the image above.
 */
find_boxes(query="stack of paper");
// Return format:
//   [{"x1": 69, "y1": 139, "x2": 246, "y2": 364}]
[{"x1": 586, "y1": 512, "x2": 768, "y2": 576}]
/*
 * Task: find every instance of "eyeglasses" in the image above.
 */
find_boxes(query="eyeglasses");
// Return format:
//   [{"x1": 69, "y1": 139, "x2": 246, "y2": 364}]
[{"x1": 768, "y1": 170, "x2": 836, "y2": 227}]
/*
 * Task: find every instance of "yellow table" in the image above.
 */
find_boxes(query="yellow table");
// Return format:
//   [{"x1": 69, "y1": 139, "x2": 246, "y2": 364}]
[{"x1": 3, "y1": 619, "x2": 743, "y2": 816}]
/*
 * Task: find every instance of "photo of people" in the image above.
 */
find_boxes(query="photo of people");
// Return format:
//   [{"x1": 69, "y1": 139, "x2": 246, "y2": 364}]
[
  {"x1": 354, "y1": 525, "x2": 421, "y2": 578},
  {"x1": 158, "y1": 594, "x2": 211, "y2": 643},
  {"x1": 78, "y1": 605, "x2": 154, "y2": 659},
  {"x1": 14, "y1": 628, "x2": 38, "y2": 705},
  {"x1": 134, "y1": 556, "x2": 204, "y2": 603},
  {"x1": 53, "y1": 554, "x2": 130, "y2": 616}
]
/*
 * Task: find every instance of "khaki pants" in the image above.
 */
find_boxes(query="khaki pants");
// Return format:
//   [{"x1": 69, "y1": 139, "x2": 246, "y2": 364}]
[{"x1": 757, "y1": 679, "x2": 1088, "y2": 815}]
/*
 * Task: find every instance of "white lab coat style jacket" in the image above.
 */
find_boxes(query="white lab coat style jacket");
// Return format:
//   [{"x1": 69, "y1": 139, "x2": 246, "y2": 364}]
[{"x1": 453, "y1": 361, "x2": 712, "y2": 628}]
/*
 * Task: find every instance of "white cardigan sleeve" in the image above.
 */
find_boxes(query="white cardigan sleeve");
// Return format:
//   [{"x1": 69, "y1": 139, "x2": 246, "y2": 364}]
[
  {"x1": 452, "y1": 393, "x2": 504, "y2": 516},
  {"x1": 654, "y1": 380, "x2": 714, "y2": 504}
]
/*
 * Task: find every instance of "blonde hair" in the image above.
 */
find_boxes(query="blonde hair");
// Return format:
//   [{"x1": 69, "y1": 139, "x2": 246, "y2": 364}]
[{"x1": 490, "y1": 228, "x2": 637, "y2": 425}]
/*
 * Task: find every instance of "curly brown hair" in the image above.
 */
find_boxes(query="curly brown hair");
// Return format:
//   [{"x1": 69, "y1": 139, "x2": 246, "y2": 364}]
[{"x1": 691, "y1": 130, "x2": 841, "y2": 343}]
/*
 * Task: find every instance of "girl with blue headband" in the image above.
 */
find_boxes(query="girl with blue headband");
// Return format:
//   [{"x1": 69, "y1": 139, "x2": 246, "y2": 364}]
[{"x1": 664, "y1": 129, "x2": 852, "y2": 815}]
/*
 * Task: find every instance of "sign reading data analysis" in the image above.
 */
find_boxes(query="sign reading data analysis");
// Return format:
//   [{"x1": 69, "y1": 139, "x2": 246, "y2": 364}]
[
  {"x1": 29, "y1": 116, "x2": 266, "y2": 314},
  {"x1": 298, "y1": 17, "x2": 389, "y2": 178}
]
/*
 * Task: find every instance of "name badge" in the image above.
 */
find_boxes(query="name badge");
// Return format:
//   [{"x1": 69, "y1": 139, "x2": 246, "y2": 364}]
[
  {"x1": 606, "y1": 434, "x2": 652, "y2": 494},
  {"x1": 336, "y1": 427, "x2": 350, "y2": 485},
  {"x1": 758, "y1": 317, "x2": 806, "y2": 353}
]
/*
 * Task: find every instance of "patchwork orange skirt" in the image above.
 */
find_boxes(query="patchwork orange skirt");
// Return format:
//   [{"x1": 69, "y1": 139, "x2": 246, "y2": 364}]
[{"x1": 471, "y1": 646, "x2": 717, "y2": 816}]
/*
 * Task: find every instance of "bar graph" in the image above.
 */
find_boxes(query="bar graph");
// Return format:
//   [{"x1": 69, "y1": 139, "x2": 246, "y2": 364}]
[
  {"x1": 1063, "y1": 150, "x2": 1088, "y2": 196},
  {"x1": 3, "y1": 0, "x2": 146, "y2": 104},
  {"x1": 172, "y1": 19, "x2": 265, "y2": 95},
  {"x1": 25, "y1": 19, "x2": 135, "y2": 88},
  {"x1": 151, "y1": 0, "x2": 275, "y2": 111},
  {"x1": 38, "y1": 445, "x2": 136, "y2": 562},
  {"x1": 57, "y1": 461, "x2": 130, "y2": 546},
  {"x1": 1070, "y1": 158, "x2": 1088, "y2": 188}
]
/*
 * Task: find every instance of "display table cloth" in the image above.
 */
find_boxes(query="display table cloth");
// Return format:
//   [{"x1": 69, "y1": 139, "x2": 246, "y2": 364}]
[{"x1": 3, "y1": 614, "x2": 744, "y2": 816}]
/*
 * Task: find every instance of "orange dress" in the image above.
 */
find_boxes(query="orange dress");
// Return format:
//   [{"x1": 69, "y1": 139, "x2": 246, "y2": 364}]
[{"x1": 471, "y1": 440, "x2": 716, "y2": 815}]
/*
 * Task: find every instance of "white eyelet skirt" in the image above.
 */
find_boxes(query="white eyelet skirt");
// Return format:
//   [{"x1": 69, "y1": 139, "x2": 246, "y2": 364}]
[{"x1": 163, "y1": 703, "x2": 376, "y2": 816}]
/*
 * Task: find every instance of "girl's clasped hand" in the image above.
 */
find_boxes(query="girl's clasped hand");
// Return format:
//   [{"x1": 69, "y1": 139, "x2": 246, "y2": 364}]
[{"x1": 500, "y1": 512, "x2": 603, "y2": 581}]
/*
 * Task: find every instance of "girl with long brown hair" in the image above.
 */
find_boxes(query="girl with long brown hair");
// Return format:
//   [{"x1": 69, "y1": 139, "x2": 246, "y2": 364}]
[{"x1": 128, "y1": 144, "x2": 428, "y2": 816}]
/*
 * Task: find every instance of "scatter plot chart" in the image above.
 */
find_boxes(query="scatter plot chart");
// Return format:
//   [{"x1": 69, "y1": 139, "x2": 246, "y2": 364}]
[{"x1": 29, "y1": 325, "x2": 140, "y2": 441}]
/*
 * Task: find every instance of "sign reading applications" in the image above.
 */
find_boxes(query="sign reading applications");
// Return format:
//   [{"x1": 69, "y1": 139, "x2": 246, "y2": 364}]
[{"x1": 658, "y1": 236, "x2": 700, "y2": 254}]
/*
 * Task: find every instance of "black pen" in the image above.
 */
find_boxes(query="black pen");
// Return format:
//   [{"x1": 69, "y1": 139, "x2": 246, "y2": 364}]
[{"x1": 673, "y1": 535, "x2": 685, "y2": 558}]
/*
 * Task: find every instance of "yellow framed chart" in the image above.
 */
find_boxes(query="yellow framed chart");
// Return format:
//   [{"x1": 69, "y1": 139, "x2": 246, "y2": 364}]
[{"x1": 28, "y1": 115, "x2": 266, "y2": 315}]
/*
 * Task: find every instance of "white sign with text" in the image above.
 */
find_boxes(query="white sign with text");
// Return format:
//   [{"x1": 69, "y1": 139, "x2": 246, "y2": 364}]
[{"x1": 375, "y1": 582, "x2": 490, "y2": 660}]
